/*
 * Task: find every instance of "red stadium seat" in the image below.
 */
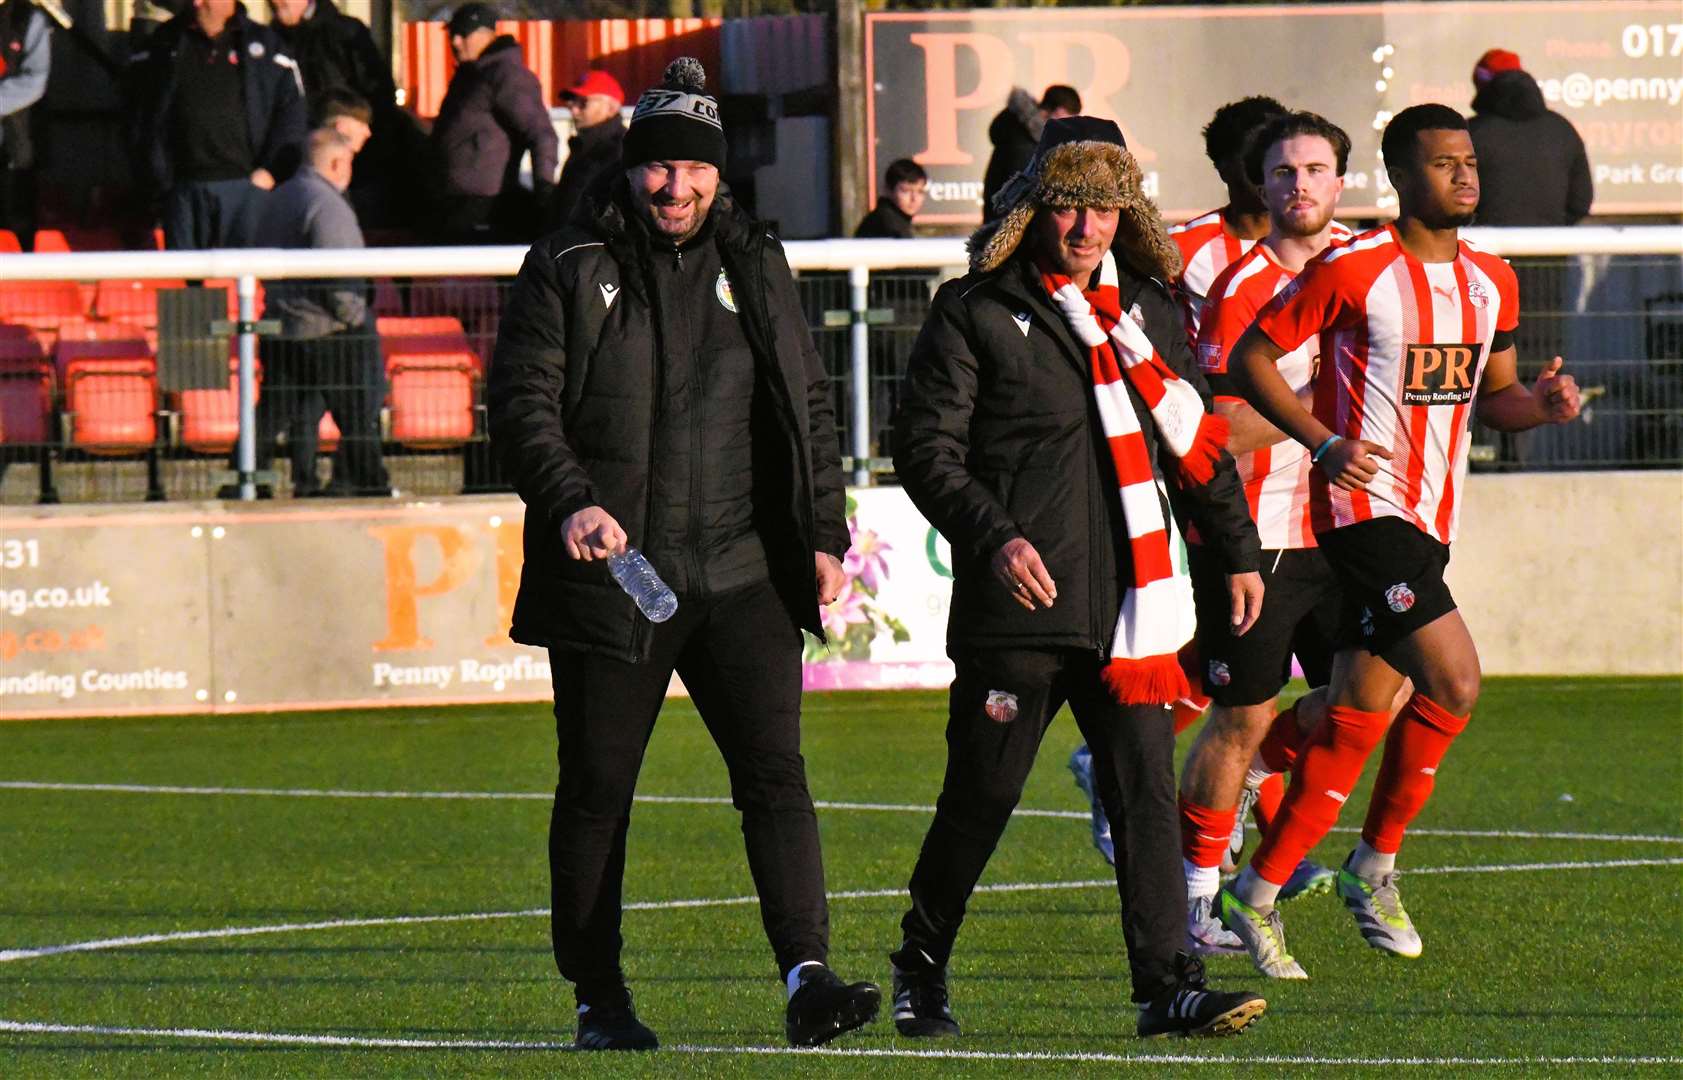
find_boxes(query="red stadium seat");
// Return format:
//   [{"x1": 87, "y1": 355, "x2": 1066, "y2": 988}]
[
  {"x1": 0, "y1": 329, "x2": 49, "y2": 372},
  {"x1": 388, "y1": 362, "x2": 475, "y2": 448},
  {"x1": 30, "y1": 228, "x2": 69, "y2": 253},
  {"x1": 93, "y1": 278, "x2": 189, "y2": 330},
  {"x1": 176, "y1": 382, "x2": 241, "y2": 454},
  {"x1": 0, "y1": 229, "x2": 22, "y2": 254},
  {"x1": 0, "y1": 280, "x2": 89, "y2": 334},
  {"x1": 377, "y1": 315, "x2": 482, "y2": 374},
  {"x1": 54, "y1": 330, "x2": 157, "y2": 452}
]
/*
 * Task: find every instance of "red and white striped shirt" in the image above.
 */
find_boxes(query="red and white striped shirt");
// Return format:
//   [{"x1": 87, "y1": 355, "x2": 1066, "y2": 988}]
[
  {"x1": 1252, "y1": 224, "x2": 1520, "y2": 545},
  {"x1": 1197, "y1": 243, "x2": 1321, "y2": 550},
  {"x1": 1170, "y1": 207, "x2": 1352, "y2": 345}
]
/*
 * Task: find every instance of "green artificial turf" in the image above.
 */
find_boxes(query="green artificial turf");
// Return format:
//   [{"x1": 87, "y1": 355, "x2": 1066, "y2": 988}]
[{"x1": 1, "y1": 678, "x2": 1679, "y2": 1077}]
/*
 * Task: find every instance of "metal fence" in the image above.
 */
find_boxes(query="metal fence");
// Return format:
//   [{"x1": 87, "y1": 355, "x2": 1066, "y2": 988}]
[{"x1": 0, "y1": 230, "x2": 1676, "y2": 505}]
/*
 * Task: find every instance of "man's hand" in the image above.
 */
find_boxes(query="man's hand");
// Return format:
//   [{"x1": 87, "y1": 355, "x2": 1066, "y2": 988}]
[
  {"x1": 991, "y1": 537, "x2": 1056, "y2": 611},
  {"x1": 1226, "y1": 571, "x2": 1264, "y2": 637},
  {"x1": 1317, "y1": 437, "x2": 1392, "y2": 492},
  {"x1": 249, "y1": 168, "x2": 276, "y2": 191},
  {"x1": 816, "y1": 552, "x2": 846, "y2": 606},
  {"x1": 560, "y1": 505, "x2": 626, "y2": 561},
  {"x1": 1532, "y1": 356, "x2": 1581, "y2": 424}
]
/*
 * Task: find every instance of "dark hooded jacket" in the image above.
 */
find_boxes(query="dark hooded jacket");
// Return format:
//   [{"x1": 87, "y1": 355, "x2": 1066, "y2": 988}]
[
  {"x1": 126, "y1": 4, "x2": 307, "y2": 194},
  {"x1": 981, "y1": 88, "x2": 1042, "y2": 222},
  {"x1": 486, "y1": 184, "x2": 849, "y2": 661},
  {"x1": 1469, "y1": 70, "x2": 1593, "y2": 226},
  {"x1": 268, "y1": 0, "x2": 390, "y2": 108},
  {"x1": 431, "y1": 35, "x2": 559, "y2": 201}
]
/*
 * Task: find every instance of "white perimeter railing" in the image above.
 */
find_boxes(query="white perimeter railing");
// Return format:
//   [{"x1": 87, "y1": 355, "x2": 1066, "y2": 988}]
[{"x1": 0, "y1": 226, "x2": 1678, "y2": 494}]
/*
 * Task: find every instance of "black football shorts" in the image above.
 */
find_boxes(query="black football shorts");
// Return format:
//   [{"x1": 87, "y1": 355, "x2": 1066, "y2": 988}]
[
  {"x1": 1190, "y1": 544, "x2": 1343, "y2": 707},
  {"x1": 1315, "y1": 517, "x2": 1457, "y2": 657}
]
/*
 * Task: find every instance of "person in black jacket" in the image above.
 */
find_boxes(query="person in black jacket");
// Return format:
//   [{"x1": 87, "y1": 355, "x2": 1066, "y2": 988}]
[
  {"x1": 127, "y1": 0, "x2": 306, "y2": 249},
  {"x1": 546, "y1": 67, "x2": 624, "y2": 231},
  {"x1": 854, "y1": 158, "x2": 926, "y2": 239},
  {"x1": 886, "y1": 116, "x2": 1267, "y2": 1041},
  {"x1": 1468, "y1": 48, "x2": 1593, "y2": 226},
  {"x1": 0, "y1": 0, "x2": 50, "y2": 247},
  {"x1": 268, "y1": 0, "x2": 425, "y2": 232},
  {"x1": 980, "y1": 84, "x2": 1079, "y2": 223},
  {"x1": 430, "y1": 3, "x2": 558, "y2": 242},
  {"x1": 486, "y1": 57, "x2": 880, "y2": 1053}
]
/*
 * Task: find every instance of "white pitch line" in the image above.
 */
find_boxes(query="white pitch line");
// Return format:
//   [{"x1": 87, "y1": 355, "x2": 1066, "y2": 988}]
[
  {"x1": 2, "y1": 1019, "x2": 1681, "y2": 1068},
  {"x1": 4, "y1": 781, "x2": 1678, "y2": 844},
  {"x1": 4, "y1": 859, "x2": 1680, "y2": 966}
]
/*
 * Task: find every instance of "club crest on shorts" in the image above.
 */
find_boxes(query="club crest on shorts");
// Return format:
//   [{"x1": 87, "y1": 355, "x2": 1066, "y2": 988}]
[
  {"x1": 1466, "y1": 280, "x2": 1490, "y2": 309},
  {"x1": 1385, "y1": 582, "x2": 1417, "y2": 614},
  {"x1": 715, "y1": 269, "x2": 738, "y2": 313},
  {"x1": 984, "y1": 690, "x2": 1019, "y2": 724},
  {"x1": 1207, "y1": 659, "x2": 1232, "y2": 687}
]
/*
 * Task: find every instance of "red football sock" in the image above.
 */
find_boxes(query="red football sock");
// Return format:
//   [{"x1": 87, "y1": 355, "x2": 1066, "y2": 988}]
[
  {"x1": 1361, "y1": 693, "x2": 1470, "y2": 854},
  {"x1": 1179, "y1": 795, "x2": 1238, "y2": 868},
  {"x1": 1257, "y1": 701, "x2": 1304, "y2": 774},
  {"x1": 1251, "y1": 705, "x2": 1390, "y2": 884},
  {"x1": 1251, "y1": 772, "x2": 1285, "y2": 834}
]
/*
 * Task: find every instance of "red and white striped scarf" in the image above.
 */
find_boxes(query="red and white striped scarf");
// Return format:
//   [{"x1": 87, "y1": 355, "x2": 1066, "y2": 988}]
[{"x1": 1037, "y1": 251, "x2": 1229, "y2": 705}]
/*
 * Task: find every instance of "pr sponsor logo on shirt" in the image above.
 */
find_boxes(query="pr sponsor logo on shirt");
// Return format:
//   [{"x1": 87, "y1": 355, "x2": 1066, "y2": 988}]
[{"x1": 1401, "y1": 343, "x2": 1479, "y2": 406}]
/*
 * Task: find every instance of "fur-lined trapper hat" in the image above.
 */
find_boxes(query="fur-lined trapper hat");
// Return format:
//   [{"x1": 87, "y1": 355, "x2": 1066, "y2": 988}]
[{"x1": 968, "y1": 116, "x2": 1182, "y2": 281}]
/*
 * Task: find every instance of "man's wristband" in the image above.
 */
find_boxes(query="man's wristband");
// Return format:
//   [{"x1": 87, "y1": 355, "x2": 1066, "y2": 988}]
[{"x1": 1310, "y1": 435, "x2": 1343, "y2": 463}]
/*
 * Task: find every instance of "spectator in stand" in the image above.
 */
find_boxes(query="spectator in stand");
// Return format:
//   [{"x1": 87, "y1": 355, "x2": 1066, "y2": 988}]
[
  {"x1": 1467, "y1": 48, "x2": 1593, "y2": 225},
  {"x1": 0, "y1": 0, "x2": 51, "y2": 248},
  {"x1": 981, "y1": 84, "x2": 1079, "y2": 222},
  {"x1": 430, "y1": 3, "x2": 558, "y2": 243},
  {"x1": 128, "y1": 0, "x2": 307, "y2": 249},
  {"x1": 268, "y1": 0, "x2": 426, "y2": 233},
  {"x1": 854, "y1": 158, "x2": 926, "y2": 239},
  {"x1": 313, "y1": 88, "x2": 371, "y2": 152},
  {"x1": 547, "y1": 68, "x2": 624, "y2": 231},
  {"x1": 239, "y1": 128, "x2": 390, "y2": 498}
]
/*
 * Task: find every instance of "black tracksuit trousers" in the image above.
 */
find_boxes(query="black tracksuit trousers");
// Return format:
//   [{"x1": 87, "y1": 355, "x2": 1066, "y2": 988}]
[
  {"x1": 546, "y1": 579, "x2": 829, "y2": 1008},
  {"x1": 897, "y1": 646, "x2": 1186, "y2": 1003}
]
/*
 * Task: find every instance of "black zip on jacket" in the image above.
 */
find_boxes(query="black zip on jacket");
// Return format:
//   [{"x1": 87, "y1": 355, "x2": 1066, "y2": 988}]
[
  {"x1": 486, "y1": 183, "x2": 848, "y2": 662},
  {"x1": 893, "y1": 254, "x2": 1261, "y2": 658}
]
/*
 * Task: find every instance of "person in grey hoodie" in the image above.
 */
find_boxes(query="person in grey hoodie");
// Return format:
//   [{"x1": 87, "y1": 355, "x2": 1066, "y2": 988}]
[
  {"x1": 239, "y1": 127, "x2": 390, "y2": 497},
  {"x1": 430, "y1": 3, "x2": 558, "y2": 242}
]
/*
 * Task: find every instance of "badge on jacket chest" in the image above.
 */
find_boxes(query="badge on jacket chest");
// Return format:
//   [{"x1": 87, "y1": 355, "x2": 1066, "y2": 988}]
[{"x1": 716, "y1": 270, "x2": 738, "y2": 313}]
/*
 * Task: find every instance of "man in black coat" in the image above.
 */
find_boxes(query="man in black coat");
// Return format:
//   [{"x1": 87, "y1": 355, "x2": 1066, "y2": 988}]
[
  {"x1": 547, "y1": 67, "x2": 624, "y2": 231},
  {"x1": 980, "y1": 84, "x2": 1079, "y2": 223},
  {"x1": 887, "y1": 116, "x2": 1267, "y2": 1041},
  {"x1": 1467, "y1": 48, "x2": 1593, "y2": 226},
  {"x1": 487, "y1": 57, "x2": 880, "y2": 1053},
  {"x1": 430, "y1": 3, "x2": 558, "y2": 242},
  {"x1": 267, "y1": 0, "x2": 424, "y2": 231},
  {"x1": 128, "y1": 0, "x2": 307, "y2": 249}
]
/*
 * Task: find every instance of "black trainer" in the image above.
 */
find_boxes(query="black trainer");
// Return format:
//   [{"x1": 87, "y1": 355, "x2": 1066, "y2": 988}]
[
  {"x1": 1135, "y1": 953, "x2": 1266, "y2": 1039},
  {"x1": 784, "y1": 964, "x2": 881, "y2": 1047},
  {"x1": 574, "y1": 993, "x2": 659, "y2": 1051},
  {"x1": 891, "y1": 963, "x2": 960, "y2": 1038}
]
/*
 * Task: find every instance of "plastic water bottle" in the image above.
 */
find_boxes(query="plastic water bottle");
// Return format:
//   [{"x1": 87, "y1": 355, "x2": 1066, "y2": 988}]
[{"x1": 607, "y1": 548, "x2": 678, "y2": 623}]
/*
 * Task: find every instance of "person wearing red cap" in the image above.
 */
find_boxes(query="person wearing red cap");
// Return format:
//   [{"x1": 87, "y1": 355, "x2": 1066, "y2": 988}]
[
  {"x1": 548, "y1": 68, "x2": 626, "y2": 231},
  {"x1": 1468, "y1": 47, "x2": 1592, "y2": 225}
]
